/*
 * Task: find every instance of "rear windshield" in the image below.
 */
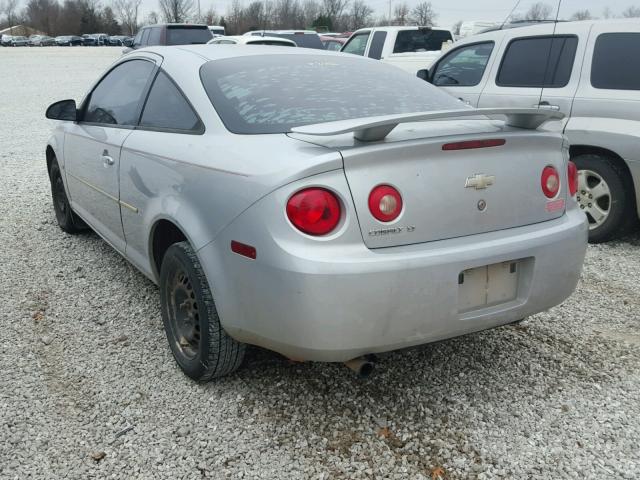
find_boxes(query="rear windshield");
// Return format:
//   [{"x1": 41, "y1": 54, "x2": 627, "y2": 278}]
[
  {"x1": 393, "y1": 29, "x2": 453, "y2": 53},
  {"x1": 166, "y1": 26, "x2": 212, "y2": 45},
  {"x1": 200, "y1": 54, "x2": 462, "y2": 134}
]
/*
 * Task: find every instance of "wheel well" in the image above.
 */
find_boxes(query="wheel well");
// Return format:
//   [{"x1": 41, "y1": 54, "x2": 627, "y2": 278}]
[
  {"x1": 151, "y1": 220, "x2": 187, "y2": 277},
  {"x1": 570, "y1": 144, "x2": 637, "y2": 204},
  {"x1": 46, "y1": 146, "x2": 55, "y2": 178}
]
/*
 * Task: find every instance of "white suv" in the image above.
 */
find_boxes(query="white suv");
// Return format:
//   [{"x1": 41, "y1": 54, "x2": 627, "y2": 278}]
[{"x1": 427, "y1": 20, "x2": 640, "y2": 242}]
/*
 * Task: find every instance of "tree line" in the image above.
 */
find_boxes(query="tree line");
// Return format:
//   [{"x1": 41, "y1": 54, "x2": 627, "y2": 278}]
[
  {"x1": 157, "y1": 0, "x2": 439, "y2": 35},
  {"x1": 1, "y1": 0, "x2": 640, "y2": 38}
]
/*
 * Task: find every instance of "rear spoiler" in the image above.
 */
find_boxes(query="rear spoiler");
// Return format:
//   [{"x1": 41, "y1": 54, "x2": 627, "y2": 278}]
[{"x1": 290, "y1": 108, "x2": 564, "y2": 142}]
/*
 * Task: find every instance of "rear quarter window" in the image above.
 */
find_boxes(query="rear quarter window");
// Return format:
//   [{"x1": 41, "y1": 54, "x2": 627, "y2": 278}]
[
  {"x1": 140, "y1": 71, "x2": 203, "y2": 133},
  {"x1": 591, "y1": 33, "x2": 640, "y2": 90}
]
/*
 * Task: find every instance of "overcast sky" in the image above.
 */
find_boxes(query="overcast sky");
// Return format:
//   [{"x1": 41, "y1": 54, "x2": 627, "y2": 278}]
[{"x1": 135, "y1": 0, "x2": 635, "y2": 30}]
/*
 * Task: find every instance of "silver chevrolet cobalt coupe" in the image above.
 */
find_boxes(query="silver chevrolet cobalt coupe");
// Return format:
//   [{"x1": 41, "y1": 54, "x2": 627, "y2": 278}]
[{"x1": 45, "y1": 46, "x2": 588, "y2": 380}]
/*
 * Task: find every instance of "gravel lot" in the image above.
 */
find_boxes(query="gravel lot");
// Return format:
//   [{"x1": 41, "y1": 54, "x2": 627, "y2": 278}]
[{"x1": 1, "y1": 47, "x2": 639, "y2": 480}]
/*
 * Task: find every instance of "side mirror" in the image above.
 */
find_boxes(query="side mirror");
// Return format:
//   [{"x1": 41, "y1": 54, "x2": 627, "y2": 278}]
[
  {"x1": 46, "y1": 99, "x2": 77, "y2": 121},
  {"x1": 416, "y1": 69, "x2": 431, "y2": 83},
  {"x1": 123, "y1": 38, "x2": 133, "y2": 47}
]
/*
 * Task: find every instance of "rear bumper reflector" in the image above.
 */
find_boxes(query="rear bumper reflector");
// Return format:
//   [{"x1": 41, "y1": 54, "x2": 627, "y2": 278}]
[{"x1": 231, "y1": 241, "x2": 257, "y2": 259}]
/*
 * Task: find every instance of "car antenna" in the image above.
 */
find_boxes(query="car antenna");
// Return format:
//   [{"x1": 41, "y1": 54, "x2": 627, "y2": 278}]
[
  {"x1": 500, "y1": 0, "x2": 523, "y2": 30},
  {"x1": 538, "y1": 0, "x2": 563, "y2": 107}
]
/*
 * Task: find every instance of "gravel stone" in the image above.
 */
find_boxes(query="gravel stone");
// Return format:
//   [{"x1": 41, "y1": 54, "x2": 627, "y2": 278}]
[{"x1": 1, "y1": 47, "x2": 639, "y2": 480}]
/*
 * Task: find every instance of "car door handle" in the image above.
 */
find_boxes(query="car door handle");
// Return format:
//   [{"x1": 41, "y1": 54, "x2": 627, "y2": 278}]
[
  {"x1": 101, "y1": 154, "x2": 115, "y2": 166},
  {"x1": 534, "y1": 102, "x2": 560, "y2": 111},
  {"x1": 458, "y1": 97, "x2": 471, "y2": 105}
]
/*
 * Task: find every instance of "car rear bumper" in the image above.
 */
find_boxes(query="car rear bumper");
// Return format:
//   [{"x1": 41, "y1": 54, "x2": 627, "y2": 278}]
[{"x1": 198, "y1": 208, "x2": 588, "y2": 362}]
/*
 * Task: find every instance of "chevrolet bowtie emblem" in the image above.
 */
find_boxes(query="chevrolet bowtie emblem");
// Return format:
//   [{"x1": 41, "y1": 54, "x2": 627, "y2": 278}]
[{"x1": 465, "y1": 173, "x2": 495, "y2": 190}]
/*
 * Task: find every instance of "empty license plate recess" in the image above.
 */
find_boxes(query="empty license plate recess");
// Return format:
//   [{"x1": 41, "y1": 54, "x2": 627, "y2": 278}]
[{"x1": 458, "y1": 260, "x2": 521, "y2": 313}]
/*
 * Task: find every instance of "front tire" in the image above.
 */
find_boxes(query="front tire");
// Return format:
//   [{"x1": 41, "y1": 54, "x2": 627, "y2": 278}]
[
  {"x1": 572, "y1": 154, "x2": 633, "y2": 243},
  {"x1": 49, "y1": 160, "x2": 87, "y2": 233},
  {"x1": 160, "y1": 241, "x2": 245, "y2": 381}
]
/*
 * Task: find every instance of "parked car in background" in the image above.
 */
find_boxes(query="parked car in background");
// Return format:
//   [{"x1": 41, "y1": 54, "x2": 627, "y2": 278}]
[
  {"x1": 108, "y1": 35, "x2": 130, "y2": 46},
  {"x1": 426, "y1": 19, "x2": 640, "y2": 242},
  {"x1": 208, "y1": 25, "x2": 225, "y2": 37},
  {"x1": 341, "y1": 26, "x2": 455, "y2": 74},
  {"x1": 10, "y1": 36, "x2": 29, "y2": 46},
  {"x1": 124, "y1": 24, "x2": 212, "y2": 52},
  {"x1": 30, "y1": 35, "x2": 56, "y2": 46},
  {"x1": 208, "y1": 35, "x2": 296, "y2": 47},
  {"x1": 45, "y1": 45, "x2": 586, "y2": 380},
  {"x1": 1, "y1": 35, "x2": 12, "y2": 46},
  {"x1": 82, "y1": 33, "x2": 109, "y2": 46},
  {"x1": 55, "y1": 35, "x2": 84, "y2": 46},
  {"x1": 320, "y1": 35, "x2": 346, "y2": 51},
  {"x1": 245, "y1": 30, "x2": 324, "y2": 49}
]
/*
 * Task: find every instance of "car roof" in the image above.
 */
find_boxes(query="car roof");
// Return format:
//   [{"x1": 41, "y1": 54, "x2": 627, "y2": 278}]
[
  {"x1": 144, "y1": 23, "x2": 209, "y2": 28},
  {"x1": 463, "y1": 18, "x2": 640, "y2": 42},
  {"x1": 244, "y1": 30, "x2": 318, "y2": 35},
  {"x1": 353, "y1": 26, "x2": 452, "y2": 33},
  {"x1": 140, "y1": 44, "x2": 342, "y2": 63}
]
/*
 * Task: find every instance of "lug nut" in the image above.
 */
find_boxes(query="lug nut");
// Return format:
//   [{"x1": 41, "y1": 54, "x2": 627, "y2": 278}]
[
  {"x1": 580, "y1": 205, "x2": 585, "y2": 209},
  {"x1": 588, "y1": 203, "x2": 592, "y2": 207},
  {"x1": 589, "y1": 194, "x2": 593, "y2": 199}
]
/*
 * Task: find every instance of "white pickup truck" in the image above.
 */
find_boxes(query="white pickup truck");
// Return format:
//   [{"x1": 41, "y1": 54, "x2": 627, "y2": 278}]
[{"x1": 340, "y1": 26, "x2": 454, "y2": 74}]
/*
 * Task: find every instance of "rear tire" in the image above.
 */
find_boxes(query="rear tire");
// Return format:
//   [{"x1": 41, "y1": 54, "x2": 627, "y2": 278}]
[
  {"x1": 572, "y1": 154, "x2": 633, "y2": 243},
  {"x1": 159, "y1": 241, "x2": 245, "y2": 381},
  {"x1": 49, "y1": 160, "x2": 87, "y2": 233}
]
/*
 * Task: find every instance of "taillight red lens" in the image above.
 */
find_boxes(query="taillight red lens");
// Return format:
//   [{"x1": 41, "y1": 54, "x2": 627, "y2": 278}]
[
  {"x1": 286, "y1": 188, "x2": 341, "y2": 235},
  {"x1": 368, "y1": 185, "x2": 403, "y2": 222},
  {"x1": 541, "y1": 166, "x2": 560, "y2": 198},
  {"x1": 567, "y1": 161, "x2": 578, "y2": 197}
]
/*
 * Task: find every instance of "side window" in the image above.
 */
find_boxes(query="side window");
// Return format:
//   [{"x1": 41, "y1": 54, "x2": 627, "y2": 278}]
[
  {"x1": 132, "y1": 30, "x2": 143, "y2": 48},
  {"x1": 140, "y1": 28, "x2": 150, "y2": 46},
  {"x1": 592, "y1": 33, "x2": 640, "y2": 90},
  {"x1": 139, "y1": 71, "x2": 202, "y2": 132},
  {"x1": 147, "y1": 27, "x2": 161, "y2": 46},
  {"x1": 433, "y1": 42, "x2": 494, "y2": 87},
  {"x1": 84, "y1": 60, "x2": 155, "y2": 126},
  {"x1": 342, "y1": 32, "x2": 370, "y2": 56},
  {"x1": 497, "y1": 36, "x2": 578, "y2": 88},
  {"x1": 368, "y1": 31, "x2": 387, "y2": 60}
]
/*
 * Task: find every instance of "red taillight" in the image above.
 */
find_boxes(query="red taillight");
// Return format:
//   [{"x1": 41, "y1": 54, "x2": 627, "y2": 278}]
[
  {"x1": 442, "y1": 139, "x2": 506, "y2": 151},
  {"x1": 541, "y1": 166, "x2": 560, "y2": 198},
  {"x1": 286, "y1": 188, "x2": 341, "y2": 235},
  {"x1": 368, "y1": 185, "x2": 403, "y2": 222},
  {"x1": 567, "y1": 161, "x2": 578, "y2": 197},
  {"x1": 231, "y1": 240, "x2": 256, "y2": 259}
]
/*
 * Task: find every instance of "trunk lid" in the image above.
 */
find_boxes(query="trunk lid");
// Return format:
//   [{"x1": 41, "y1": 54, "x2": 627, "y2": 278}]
[{"x1": 339, "y1": 127, "x2": 567, "y2": 248}]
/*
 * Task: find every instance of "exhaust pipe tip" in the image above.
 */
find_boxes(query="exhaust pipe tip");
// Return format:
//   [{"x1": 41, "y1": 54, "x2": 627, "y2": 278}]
[{"x1": 344, "y1": 357, "x2": 375, "y2": 378}]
